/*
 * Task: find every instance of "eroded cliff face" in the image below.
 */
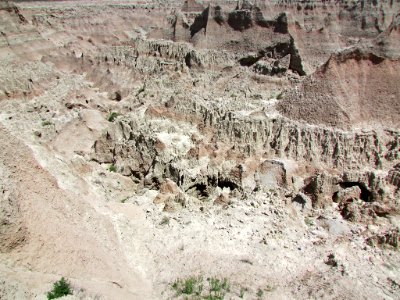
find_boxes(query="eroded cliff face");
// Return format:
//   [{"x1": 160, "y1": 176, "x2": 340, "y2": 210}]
[
  {"x1": 0, "y1": 0, "x2": 400, "y2": 299},
  {"x1": 276, "y1": 0, "x2": 400, "y2": 72},
  {"x1": 166, "y1": 0, "x2": 400, "y2": 73},
  {"x1": 168, "y1": 1, "x2": 307, "y2": 74}
]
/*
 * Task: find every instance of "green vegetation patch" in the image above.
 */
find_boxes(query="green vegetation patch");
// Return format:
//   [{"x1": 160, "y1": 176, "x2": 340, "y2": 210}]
[
  {"x1": 107, "y1": 112, "x2": 119, "y2": 122},
  {"x1": 108, "y1": 164, "x2": 117, "y2": 172},
  {"x1": 172, "y1": 276, "x2": 203, "y2": 296},
  {"x1": 47, "y1": 277, "x2": 72, "y2": 299},
  {"x1": 170, "y1": 275, "x2": 273, "y2": 299}
]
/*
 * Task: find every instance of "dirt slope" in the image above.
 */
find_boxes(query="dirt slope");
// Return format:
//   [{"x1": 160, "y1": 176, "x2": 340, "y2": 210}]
[
  {"x1": 277, "y1": 47, "x2": 400, "y2": 130},
  {"x1": 0, "y1": 125, "x2": 154, "y2": 299}
]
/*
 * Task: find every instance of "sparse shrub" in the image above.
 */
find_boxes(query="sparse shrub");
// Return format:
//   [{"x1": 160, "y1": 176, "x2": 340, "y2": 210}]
[
  {"x1": 47, "y1": 277, "x2": 72, "y2": 299},
  {"x1": 42, "y1": 120, "x2": 52, "y2": 126},
  {"x1": 108, "y1": 164, "x2": 117, "y2": 172},
  {"x1": 304, "y1": 217, "x2": 314, "y2": 226},
  {"x1": 239, "y1": 287, "x2": 247, "y2": 298},
  {"x1": 172, "y1": 276, "x2": 203, "y2": 296},
  {"x1": 136, "y1": 85, "x2": 145, "y2": 96},
  {"x1": 107, "y1": 112, "x2": 119, "y2": 122},
  {"x1": 209, "y1": 277, "x2": 230, "y2": 293},
  {"x1": 276, "y1": 92, "x2": 283, "y2": 100},
  {"x1": 170, "y1": 275, "x2": 236, "y2": 299},
  {"x1": 183, "y1": 277, "x2": 203, "y2": 295},
  {"x1": 206, "y1": 277, "x2": 230, "y2": 299},
  {"x1": 160, "y1": 216, "x2": 170, "y2": 226},
  {"x1": 204, "y1": 294, "x2": 224, "y2": 300},
  {"x1": 265, "y1": 284, "x2": 275, "y2": 292},
  {"x1": 257, "y1": 288, "x2": 264, "y2": 298}
]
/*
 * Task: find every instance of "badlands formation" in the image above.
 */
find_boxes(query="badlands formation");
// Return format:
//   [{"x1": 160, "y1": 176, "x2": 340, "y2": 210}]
[{"x1": 0, "y1": 0, "x2": 400, "y2": 299}]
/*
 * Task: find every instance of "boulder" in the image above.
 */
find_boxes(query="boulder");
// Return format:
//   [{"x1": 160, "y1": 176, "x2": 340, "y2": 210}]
[
  {"x1": 333, "y1": 186, "x2": 361, "y2": 203},
  {"x1": 258, "y1": 160, "x2": 287, "y2": 189}
]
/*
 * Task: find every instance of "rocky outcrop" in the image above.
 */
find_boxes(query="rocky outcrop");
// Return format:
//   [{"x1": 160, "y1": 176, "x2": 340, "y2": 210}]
[
  {"x1": 333, "y1": 186, "x2": 362, "y2": 203},
  {"x1": 177, "y1": 100, "x2": 399, "y2": 169},
  {"x1": 95, "y1": 35, "x2": 304, "y2": 76},
  {"x1": 97, "y1": 38, "x2": 235, "y2": 74},
  {"x1": 258, "y1": 160, "x2": 287, "y2": 189},
  {"x1": 92, "y1": 94, "x2": 400, "y2": 208}
]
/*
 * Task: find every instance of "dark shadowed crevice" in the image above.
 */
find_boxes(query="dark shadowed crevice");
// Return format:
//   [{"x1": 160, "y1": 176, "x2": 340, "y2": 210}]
[
  {"x1": 274, "y1": 12, "x2": 288, "y2": 34},
  {"x1": 186, "y1": 183, "x2": 209, "y2": 198},
  {"x1": 213, "y1": 5, "x2": 224, "y2": 25},
  {"x1": 288, "y1": 36, "x2": 306, "y2": 75},
  {"x1": 339, "y1": 182, "x2": 371, "y2": 202},
  {"x1": 227, "y1": 10, "x2": 253, "y2": 31},
  {"x1": 239, "y1": 54, "x2": 262, "y2": 66},
  {"x1": 217, "y1": 179, "x2": 239, "y2": 190},
  {"x1": 190, "y1": 6, "x2": 209, "y2": 38}
]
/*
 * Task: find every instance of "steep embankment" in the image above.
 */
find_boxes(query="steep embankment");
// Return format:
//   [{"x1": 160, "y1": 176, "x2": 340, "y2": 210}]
[
  {"x1": 0, "y1": 124, "x2": 154, "y2": 298},
  {"x1": 277, "y1": 47, "x2": 400, "y2": 130}
]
